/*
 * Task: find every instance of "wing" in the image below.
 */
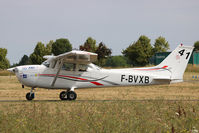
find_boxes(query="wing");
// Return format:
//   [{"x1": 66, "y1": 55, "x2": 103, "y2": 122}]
[{"x1": 55, "y1": 50, "x2": 97, "y2": 64}]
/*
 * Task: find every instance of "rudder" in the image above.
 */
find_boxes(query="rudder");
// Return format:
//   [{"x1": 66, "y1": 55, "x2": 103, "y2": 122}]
[{"x1": 157, "y1": 44, "x2": 194, "y2": 82}]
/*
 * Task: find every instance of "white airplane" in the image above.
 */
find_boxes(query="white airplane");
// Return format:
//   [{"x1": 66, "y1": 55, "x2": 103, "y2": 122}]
[{"x1": 8, "y1": 44, "x2": 193, "y2": 101}]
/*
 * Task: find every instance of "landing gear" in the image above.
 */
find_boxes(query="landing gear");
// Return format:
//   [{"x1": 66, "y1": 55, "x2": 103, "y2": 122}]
[
  {"x1": 59, "y1": 91, "x2": 68, "y2": 100},
  {"x1": 26, "y1": 92, "x2": 34, "y2": 100},
  {"x1": 67, "y1": 91, "x2": 77, "y2": 100},
  {"x1": 59, "y1": 91, "x2": 77, "y2": 101},
  {"x1": 26, "y1": 87, "x2": 35, "y2": 101}
]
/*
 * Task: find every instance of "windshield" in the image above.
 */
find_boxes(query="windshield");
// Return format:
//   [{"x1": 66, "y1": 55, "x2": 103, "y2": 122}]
[
  {"x1": 88, "y1": 63, "x2": 101, "y2": 70},
  {"x1": 42, "y1": 61, "x2": 50, "y2": 68}
]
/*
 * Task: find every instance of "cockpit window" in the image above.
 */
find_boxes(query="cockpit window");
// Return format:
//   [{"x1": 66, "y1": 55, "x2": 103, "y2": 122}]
[
  {"x1": 42, "y1": 61, "x2": 50, "y2": 68},
  {"x1": 79, "y1": 64, "x2": 88, "y2": 72},
  {"x1": 62, "y1": 63, "x2": 76, "y2": 71}
]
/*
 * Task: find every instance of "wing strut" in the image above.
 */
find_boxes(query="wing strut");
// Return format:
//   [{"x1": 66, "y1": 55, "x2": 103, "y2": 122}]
[{"x1": 51, "y1": 59, "x2": 63, "y2": 87}]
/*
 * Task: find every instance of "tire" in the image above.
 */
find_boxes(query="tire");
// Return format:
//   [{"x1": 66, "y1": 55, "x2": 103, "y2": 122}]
[
  {"x1": 59, "y1": 91, "x2": 68, "y2": 100},
  {"x1": 67, "y1": 91, "x2": 77, "y2": 101},
  {"x1": 26, "y1": 92, "x2": 34, "y2": 101}
]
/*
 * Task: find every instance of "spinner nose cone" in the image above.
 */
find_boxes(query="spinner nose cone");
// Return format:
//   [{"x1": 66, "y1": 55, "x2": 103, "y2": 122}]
[
  {"x1": 7, "y1": 68, "x2": 15, "y2": 73},
  {"x1": 7, "y1": 67, "x2": 19, "y2": 73}
]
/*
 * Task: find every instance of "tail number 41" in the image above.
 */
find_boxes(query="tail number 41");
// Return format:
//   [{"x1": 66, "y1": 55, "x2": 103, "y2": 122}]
[{"x1": 178, "y1": 49, "x2": 190, "y2": 59}]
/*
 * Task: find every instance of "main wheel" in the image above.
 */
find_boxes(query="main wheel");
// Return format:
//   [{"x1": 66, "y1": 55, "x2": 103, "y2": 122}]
[
  {"x1": 67, "y1": 91, "x2": 77, "y2": 101},
  {"x1": 26, "y1": 92, "x2": 34, "y2": 101},
  {"x1": 59, "y1": 91, "x2": 68, "y2": 100}
]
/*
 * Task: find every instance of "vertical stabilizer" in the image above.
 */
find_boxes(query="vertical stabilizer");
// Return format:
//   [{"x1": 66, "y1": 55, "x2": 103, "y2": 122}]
[{"x1": 157, "y1": 44, "x2": 194, "y2": 82}]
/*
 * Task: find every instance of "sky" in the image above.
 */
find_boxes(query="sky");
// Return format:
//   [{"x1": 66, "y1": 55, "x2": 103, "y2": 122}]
[{"x1": 0, "y1": 0, "x2": 199, "y2": 64}]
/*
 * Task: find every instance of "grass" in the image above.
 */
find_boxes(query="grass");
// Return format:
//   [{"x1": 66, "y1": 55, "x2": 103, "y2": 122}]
[
  {"x1": 0, "y1": 70, "x2": 12, "y2": 76},
  {"x1": 0, "y1": 68, "x2": 199, "y2": 132},
  {"x1": 0, "y1": 101, "x2": 199, "y2": 133}
]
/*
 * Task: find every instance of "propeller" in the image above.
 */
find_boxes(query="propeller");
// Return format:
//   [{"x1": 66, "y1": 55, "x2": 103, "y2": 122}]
[{"x1": 7, "y1": 67, "x2": 18, "y2": 78}]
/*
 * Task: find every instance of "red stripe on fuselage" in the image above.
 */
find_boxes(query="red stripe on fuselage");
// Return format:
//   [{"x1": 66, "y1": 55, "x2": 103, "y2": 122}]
[
  {"x1": 134, "y1": 66, "x2": 168, "y2": 71},
  {"x1": 90, "y1": 82, "x2": 103, "y2": 86},
  {"x1": 162, "y1": 66, "x2": 168, "y2": 68},
  {"x1": 39, "y1": 74, "x2": 103, "y2": 86}
]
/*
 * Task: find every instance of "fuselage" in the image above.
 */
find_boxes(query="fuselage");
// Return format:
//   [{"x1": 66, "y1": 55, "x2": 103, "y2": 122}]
[
  {"x1": 7, "y1": 45, "x2": 193, "y2": 101},
  {"x1": 13, "y1": 64, "x2": 172, "y2": 90}
]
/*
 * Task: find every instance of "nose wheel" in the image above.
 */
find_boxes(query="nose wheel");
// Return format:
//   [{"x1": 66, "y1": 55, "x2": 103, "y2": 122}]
[
  {"x1": 26, "y1": 92, "x2": 35, "y2": 100},
  {"x1": 26, "y1": 87, "x2": 35, "y2": 101},
  {"x1": 59, "y1": 91, "x2": 77, "y2": 101}
]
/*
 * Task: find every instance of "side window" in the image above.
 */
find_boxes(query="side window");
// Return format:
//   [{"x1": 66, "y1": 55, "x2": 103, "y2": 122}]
[
  {"x1": 79, "y1": 64, "x2": 88, "y2": 72},
  {"x1": 62, "y1": 63, "x2": 76, "y2": 71}
]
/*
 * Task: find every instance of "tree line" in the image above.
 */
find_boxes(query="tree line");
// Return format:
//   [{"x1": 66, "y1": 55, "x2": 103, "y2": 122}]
[{"x1": 1, "y1": 36, "x2": 199, "y2": 69}]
